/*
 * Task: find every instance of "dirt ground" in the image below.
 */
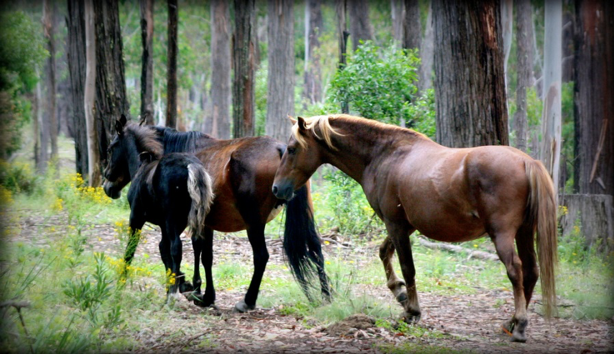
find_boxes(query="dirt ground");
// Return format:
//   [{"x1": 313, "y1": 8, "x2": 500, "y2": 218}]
[{"x1": 9, "y1": 211, "x2": 614, "y2": 354}]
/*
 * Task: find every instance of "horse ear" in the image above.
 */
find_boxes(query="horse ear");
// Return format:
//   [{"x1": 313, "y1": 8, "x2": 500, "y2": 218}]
[
  {"x1": 287, "y1": 115, "x2": 297, "y2": 125},
  {"x1": 139, "y1": 151, "x2": 153, "y2": 164},
  {"x1": 297, "y1": 116, "x2": 307, "y2": 131},
  {"x1": 115, "y1": 114, "x2": 127, "y2": 135}
]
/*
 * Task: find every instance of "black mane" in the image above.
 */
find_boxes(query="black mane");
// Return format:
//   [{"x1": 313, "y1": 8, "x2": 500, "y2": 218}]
[{"x1": 151, "y1": 126, "x2": 214, "y2": 153}]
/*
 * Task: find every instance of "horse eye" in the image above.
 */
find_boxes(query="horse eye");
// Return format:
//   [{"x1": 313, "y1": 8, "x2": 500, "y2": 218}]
[{"x1": 287, "y1": 147, "x2": 296, "y2": 155}]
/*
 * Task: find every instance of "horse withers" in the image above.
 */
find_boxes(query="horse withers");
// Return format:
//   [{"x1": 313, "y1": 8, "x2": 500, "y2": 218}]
[
  {"x1": 272, "y1": 114, "x2": 557, "y2": 343},
  {"x1": 123, "y1": 147, "x2": 214, "y2": 300}
]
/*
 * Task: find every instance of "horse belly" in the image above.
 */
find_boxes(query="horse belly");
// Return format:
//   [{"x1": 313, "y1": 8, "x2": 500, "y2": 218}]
[
  {"x1": 205, "y1": 202, "x2": 247, "y2": 233},
  {"x1": 406, "y1": 205, "x2": 486, "y2": 243}
]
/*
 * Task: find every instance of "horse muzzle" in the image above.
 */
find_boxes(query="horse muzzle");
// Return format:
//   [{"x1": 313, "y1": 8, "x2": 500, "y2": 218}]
[
  {"x1": 272, "y1": 182, "x2": 294, "y2": 201},
  {"x1": 103, "y1": 180, "x2": 122, "y2": 199}
]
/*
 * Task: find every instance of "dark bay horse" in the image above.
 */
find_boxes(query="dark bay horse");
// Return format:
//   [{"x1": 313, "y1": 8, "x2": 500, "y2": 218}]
[
  {"x1": 272, "y1": 114, "x2": 557, "y2": 342},
  {"x1": 126, "y1": 149, "x2": 214, "y2": 299},
  {"x1": 103, "y1": 115, "x2": 330, "y2": 312}
]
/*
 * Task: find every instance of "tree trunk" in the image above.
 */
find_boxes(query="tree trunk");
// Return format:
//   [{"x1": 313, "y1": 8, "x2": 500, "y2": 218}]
[
  {"x1": 559, "y1": 194, "x2": 614, "y2": 253},
  {"x1": 34, "y1": 79, "x2": 43, "y2": 173},
  {"x1": 433, "y1": 0, "x2": 509, "y2": 148},
  {"x1": 540, "y1": 0, "x2": 562, "y2": 197},
  {"x1": 512, "y1": 0, "x2": 534, "y2": 153},
  {"x1": 403, "y1": 0, "x2": 421, "y2": 51},
  {"x1": 232, "y1": 0, "x2": 256, "y2": 138},
  {"x1": 139, "y1": 0, "x2": 154, "y2": 126},
  {"x1": 348, "y1": 0, "x2": 373, "y2": 51},
  {"x1": 304, "y1": 0, "x2": 323, "y2": 106},
  {"x1": 165, "y1": 0, "x2": 178, "y2": 129},
  {"x1": 210, "y1": 0, "x2": 231, "y2": 138},
  {"x1": 418, "y1": 2, "x2": 434, "y2": 92},
  {"x1": 391, "y1": 0, "x2": 404, "y2": 44},
  {"x1": 266, "y1": 0, "x2": 295, "y2": 141},
  {"x1": 335, "y1": 0, "x2": 349, "y2": 113},
  {"x1": 84, "y1": 0, "x2": 101, "y2": 186},
  {"x1": 93, "y1": 0, "x2": 129, "y2": 169},
  {"x1": 573, "y1": 0, "x2": 614, "y2": 196},
  {"x1": 67, "y1": 0, "x2": 89, "y2": 177},
  {"x1": 500, "y1": 0, "x2": 513, "y2": 91},
  {"x1": 43, "y1": 0, "x2": 58, "y2": 165}
]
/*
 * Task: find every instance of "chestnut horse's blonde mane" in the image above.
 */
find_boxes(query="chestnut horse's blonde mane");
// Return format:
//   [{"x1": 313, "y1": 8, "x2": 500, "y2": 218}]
[{"x1": 292, "y1": 114, "x2": 428, "y2": 150}]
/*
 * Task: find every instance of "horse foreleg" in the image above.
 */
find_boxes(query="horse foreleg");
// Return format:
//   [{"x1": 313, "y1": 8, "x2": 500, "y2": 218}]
[
  {"x1": 235, "y1": 223, "x2": 268, "y2": 313},
  {"x1": 191, "y1": 233, "x2": 203, "y2": 296},
  {"x1": 492, "y1": 230, "x2": 528, "y2": 343},
  {"x1": 385, "y1": 220, "x2": 421, "y2": 323},
  {"x1": 379, "y1": 236, "x2": 406, "y2": 304}
]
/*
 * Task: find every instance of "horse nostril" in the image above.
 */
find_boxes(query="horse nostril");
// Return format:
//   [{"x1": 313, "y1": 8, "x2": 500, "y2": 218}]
[{"x1": 272, "y1": 185, "x2": 278, "y2": 195}]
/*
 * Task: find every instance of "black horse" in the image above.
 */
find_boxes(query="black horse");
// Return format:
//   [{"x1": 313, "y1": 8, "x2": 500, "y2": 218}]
[
  {"x1": 125, "y1": 145, "x2": 214, "y2": 299},
  {"x1": 103, "y1": 115, "x2": 330, "y2": 312}
]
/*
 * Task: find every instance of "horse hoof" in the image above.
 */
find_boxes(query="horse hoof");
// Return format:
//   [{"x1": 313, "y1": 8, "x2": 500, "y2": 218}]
[
  {"x1": 180, "y1": 281, "x2": 194, "y2": 293},
  {"x1": 402, "y1": 310, "x2": 421, "y2": 324},
  {"x1": 234, "y1": 300, "x2": 255, "y2": 313},
  {"x1": 192, "y1": 294, "x2": 216, "y2": 308}
]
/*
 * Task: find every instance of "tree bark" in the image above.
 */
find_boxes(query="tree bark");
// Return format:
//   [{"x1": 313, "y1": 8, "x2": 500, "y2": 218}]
[
  {"x1": 93, "y1": 0, "x2": 129, "y2": 170},
  {"x1": 165, "y1": 0, "x2": 178, "y2": 129},
  {"x1": 232, "y1": 0, "x2": 256, "y2": 138},
  {"x1": 34, "y1": 79, "x2": 43, "y2": 173},
  {"x1": 512, "y1": 0, "x2": 534, "y2": 153},
  {"x1": 348, "y1": 0, "x2": 373, "y2": 52},
  {"x1": 573, "y1": 0, "x2": 614, "y2": 196},
  {"x1": 540, "y1": 0, "x2": 562, "y2": 197},
  {"x1": 418, "y1": 2, "x2": 434, "y2": 92},
  {"x1": 84, "y1": 0, "x2": 101, "y2": 186},
  {"x1": 403, "y1": 0, "x2": 421, "y2": 51},
  {"x1": 67, "y1": 0, "x2": 89, "y2": 177},
  {"x1": 304, "y1": 0, "x2": 323, "y2": 106},
  {"x1": 391, "y1": 0, "x2": 404, "y2": 44},
  {"x1": 335, "y1": 0, "x2": 349, "y2": 113},
  {"x1": 139, "y1": 0, "x2": 154, "y2": 126},
  {"x1": 266, "y1": 0, "x2": 295, "y2": 141},
  {"x1": 43, "y1": 0, "x2": 58, "y2": 165},
  {"x1": 433, "y1": 0, "x2": 509, "y2": 148},
  {"x1": 210, "y1": 0, "x2": 231, "y2": 138},
  {"x1": 500, "y1": 0, "x2": 513, "y2": 90}
]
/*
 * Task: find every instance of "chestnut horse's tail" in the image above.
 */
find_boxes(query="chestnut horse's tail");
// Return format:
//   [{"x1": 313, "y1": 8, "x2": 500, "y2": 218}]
[
  {"x1": 283, "y1": 182, "x2": 331, "y2": 300},
  {"x1": 525, "y1": 159, "x2": 558, "y2": 319},
  {"x1": 187, "y1": 163, "x2": 214, "y2": 239}
]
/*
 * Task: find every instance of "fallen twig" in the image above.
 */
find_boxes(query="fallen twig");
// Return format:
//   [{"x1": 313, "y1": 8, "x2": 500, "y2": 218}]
[{"x1": 415, "y1": 237, "x2": 499, "y2": 262}]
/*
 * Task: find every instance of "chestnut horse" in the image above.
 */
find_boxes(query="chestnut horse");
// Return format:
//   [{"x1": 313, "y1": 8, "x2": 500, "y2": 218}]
[
  {"x1": 103, "y1": 115, "x2": 330, "y2": 312},
  {"x1": 272, "y1": 114, "x2": 557, "y2": 342}
]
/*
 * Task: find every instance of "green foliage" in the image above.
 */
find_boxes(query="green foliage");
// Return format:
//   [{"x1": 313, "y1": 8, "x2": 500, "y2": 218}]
[
  {"x1": 0, "y1": 11, "x2": 47, "y2": 92},
  {"x1": 406, "y1": 89, "x2": 436, "y2": 139},
  {"x1": 0, "y1": 160, "x2": 41, "y2": 195},
  {"x1": 317, "y1": 168, "x2": 382, "y2": 236},
  {"x1": 328, "y1": 41, "x2": 420, "y2": 125}
]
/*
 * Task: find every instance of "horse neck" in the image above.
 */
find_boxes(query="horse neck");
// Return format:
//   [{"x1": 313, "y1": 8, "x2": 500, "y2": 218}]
[
  {"x1": 126, "y1": 138, "x2": 144, "y2": 179},
  {"x1": 321, "y1": 120, "x2": 422, "y2": 182}
]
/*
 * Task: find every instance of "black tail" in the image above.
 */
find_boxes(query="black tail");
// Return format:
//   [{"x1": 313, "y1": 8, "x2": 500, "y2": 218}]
[{"x1": 283, "y1": 184, "x2": 331, "y2": 301}]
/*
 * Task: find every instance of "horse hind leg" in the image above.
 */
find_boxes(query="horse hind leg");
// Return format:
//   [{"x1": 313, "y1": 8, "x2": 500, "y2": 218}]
[
  {"x1": 491, "y1": 230, "x2": 529, "y2": 343},
  {"x1": 516, "y1": 223, "x2": 539, "y2": 307},
  {"x1": 384, "y1": 221, "x2": 421, "y2": 323},
  {"x1": 379, "y1": 236, "x2": 407, "y2": 304}
]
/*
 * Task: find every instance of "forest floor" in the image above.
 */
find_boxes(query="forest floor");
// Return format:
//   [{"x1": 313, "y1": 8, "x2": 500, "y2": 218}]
[{"x1": 10, "y1": 209, "x2": 614, "y2": 354}]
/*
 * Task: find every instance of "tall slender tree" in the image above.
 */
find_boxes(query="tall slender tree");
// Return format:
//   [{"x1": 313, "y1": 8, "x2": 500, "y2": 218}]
[
  {"x1": 418, "y1": 2, "x2": 434, "y2": 92},
  {"x1": 43, "y1": 0, "x2": 57, "y2": 167},
  {"x1": 93, "y1": 0, "x2": 129, "y2": 168},
  {"x1": 335, "y1": 0, "x2": 349, "y2": 113},
  {"x1": 540, "y1": 0, "x2": 562, "y2": 196},
  {"x1": 348, "y1": 0, "x2": 373, "y2": 51},
  {"x1": 166, "y1": 0, "x2": 178, "y2": 129},
  {"x1": 403, "y1": 0, "x2": 421, "y2": 51},
  {"x1": 573, "y1": 0, "x2": 613, "y2": 196},
  {"x1": 67, "y1": 0, "x2": 89, "y2": 177},
  {"x1": 391, "y1": 0, "x2": 404, "y2": 44},
  {"x1": 84, "y1": 0, "x2": 101, "y2": 186},
  {"x1": 210, "y1": 0, "x2": 231, "y2": 139},
  {"x1": 304, "y1": 0, "x2": 323, "y2": 106},
  {"x1": 232, "y1": 0, "x2": 256, "y2": 138},
  {"x1": 139, "y1": 0, "x2": 154, "y2": 125},
  {"x1": 433, "y1": 0, "x2": 509, "y2": 148},
  {"x1": 513, "y1": 0, "x2": 534, "y2": 153},
  {"x1": 266, "y1": 0, "x2": 295, "y2": 141}
]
